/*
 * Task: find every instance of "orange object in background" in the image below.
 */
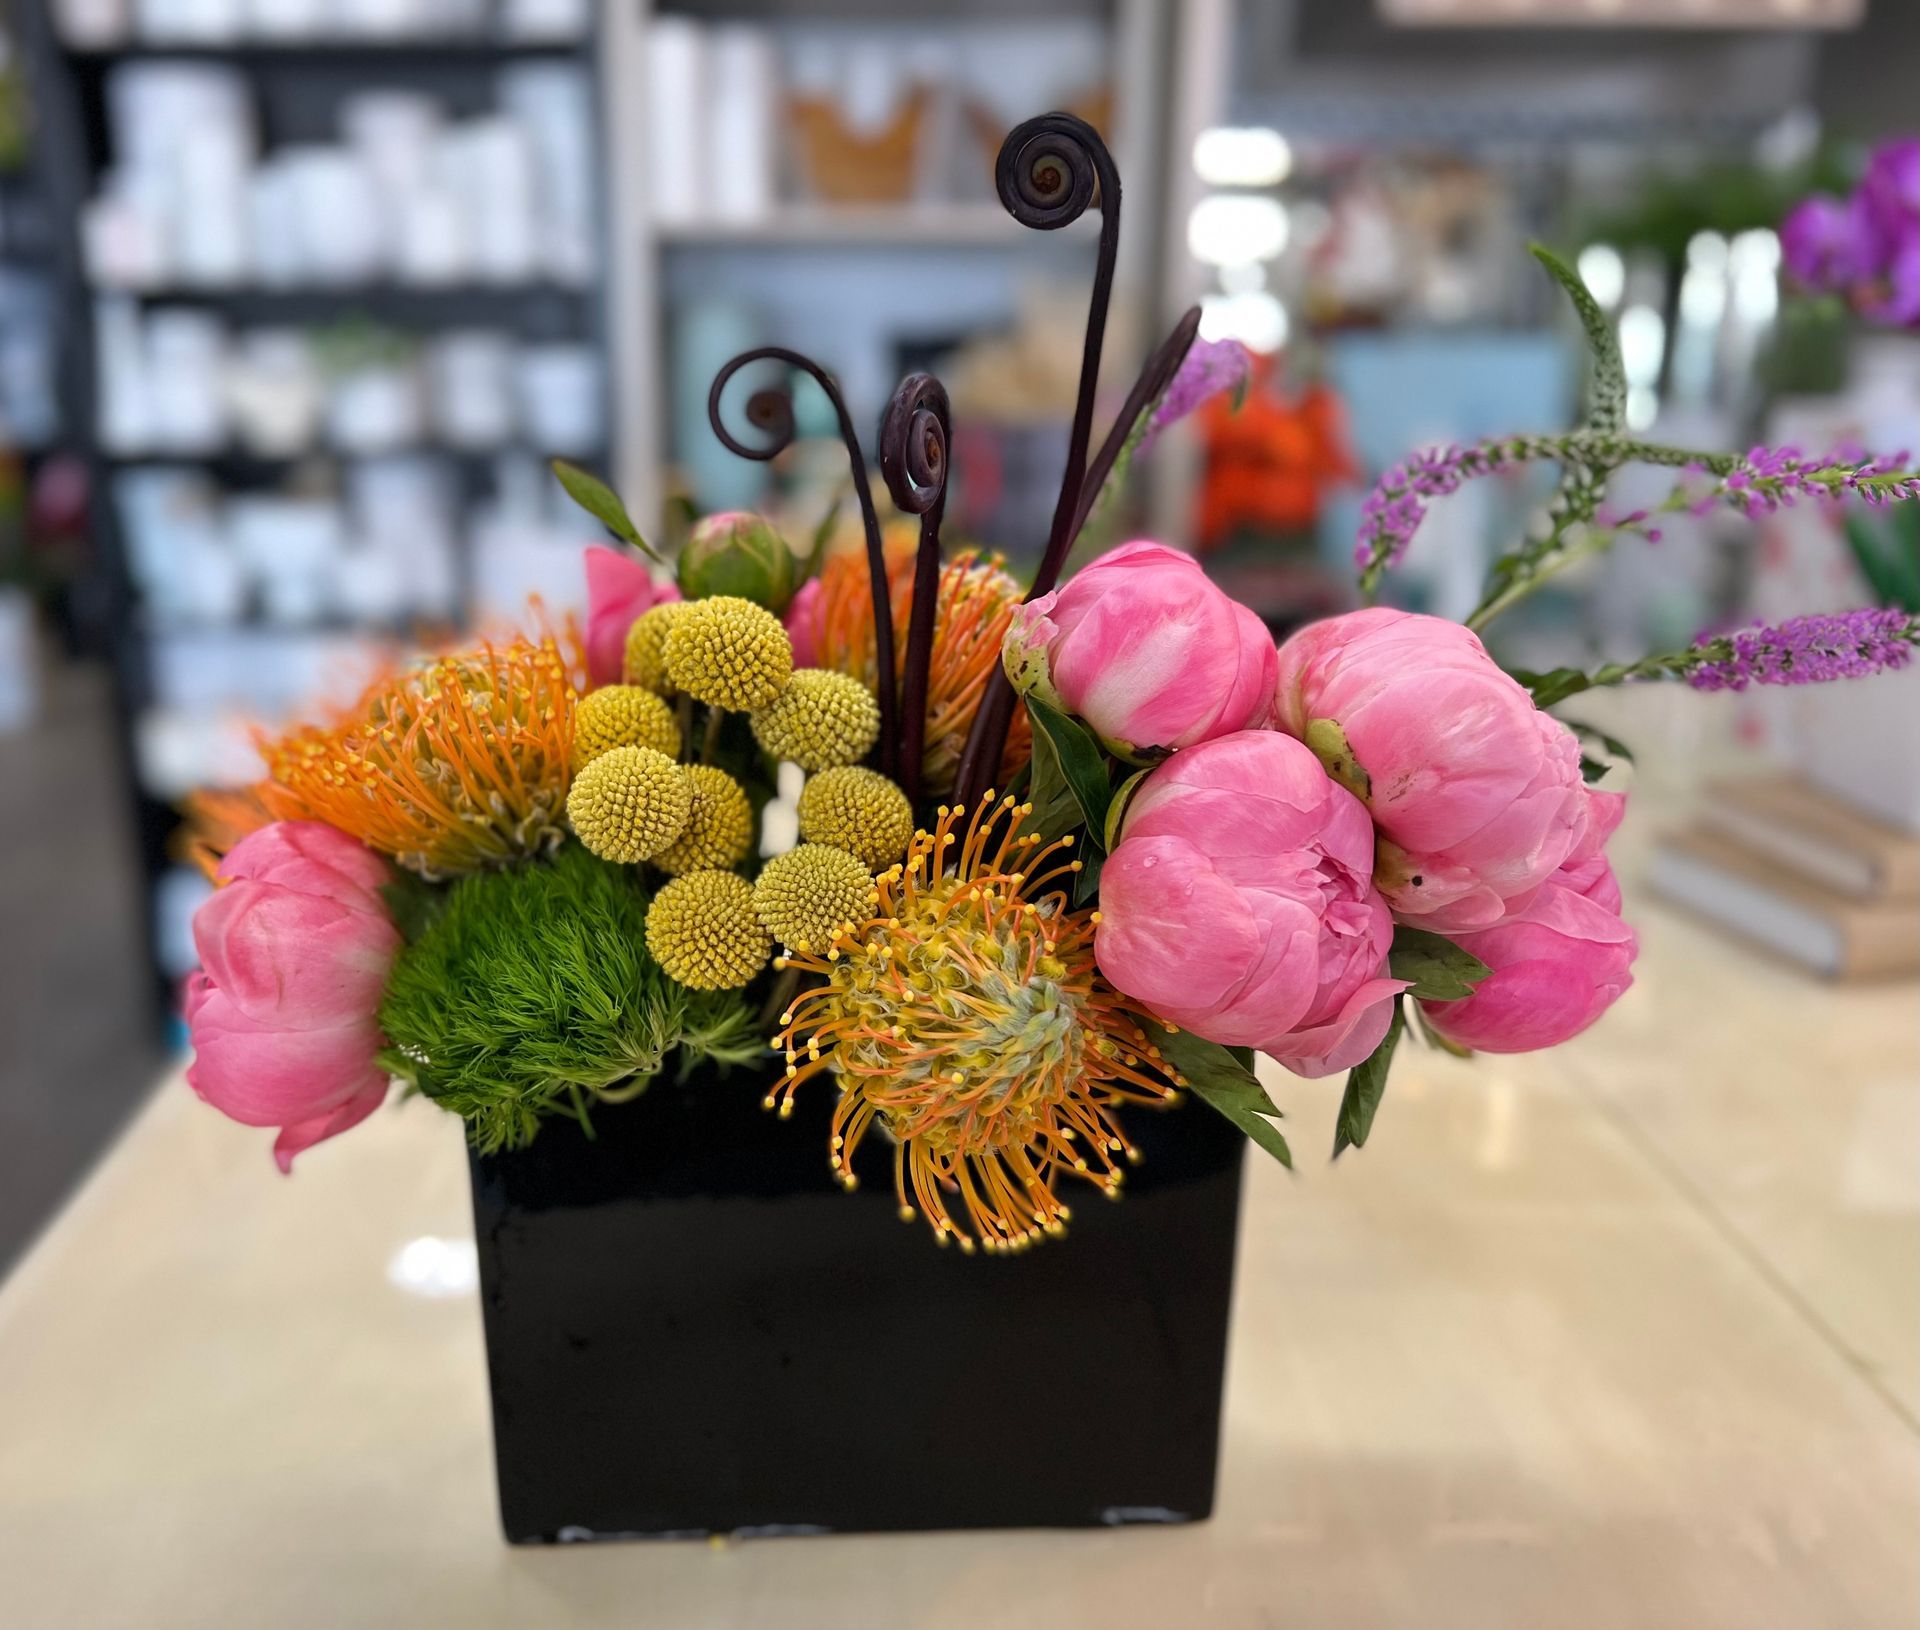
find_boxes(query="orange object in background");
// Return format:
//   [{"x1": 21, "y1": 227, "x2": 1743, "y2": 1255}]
[{"x1": 1193, "y1": 358, "x2": 1357, "y2": 552}]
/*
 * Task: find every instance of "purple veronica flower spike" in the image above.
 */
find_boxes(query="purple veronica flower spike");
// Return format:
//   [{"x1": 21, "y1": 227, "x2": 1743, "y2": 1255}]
[{"x1": 1687, "y1": 607, "x2": 1920, "y2": 691}]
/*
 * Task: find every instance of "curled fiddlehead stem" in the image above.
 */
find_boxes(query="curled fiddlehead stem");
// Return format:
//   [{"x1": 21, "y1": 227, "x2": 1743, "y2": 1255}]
[
  {"x1": 954, "y1": 111, "x2": 1121, "y2": 810},
  {"x1": 879, "y1": 373, "x2": 951, "y2": 806},
  {"x1": 708, "y1": 346, "x2": 898, "y2": 776}
]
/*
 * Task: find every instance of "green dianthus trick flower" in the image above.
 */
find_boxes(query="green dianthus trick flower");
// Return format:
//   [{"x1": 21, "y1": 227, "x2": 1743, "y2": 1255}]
[{"x1": 377, "y1": 843, "x2": 761, "y2": 1154}]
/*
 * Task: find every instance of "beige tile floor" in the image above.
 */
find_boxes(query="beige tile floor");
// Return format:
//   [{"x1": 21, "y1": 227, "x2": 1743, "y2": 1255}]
[{"x1": 0, "y1": 696, "x2": 1915, "y2": 1628}]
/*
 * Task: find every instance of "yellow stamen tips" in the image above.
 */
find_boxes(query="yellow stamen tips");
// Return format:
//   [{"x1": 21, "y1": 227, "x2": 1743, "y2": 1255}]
[
  {"x1": 749, "y1": 669, "x2": 880, "y2": 771},
  {"x1": 566, "y1": 745, "x2": 691, "y2": 864},
  {"x1": 769, "y1": 796, "x2": 1179, "y2": 1253},
  {"x1": 644, "y1": 869, "x2": 771, "y2": 989},
  {"x1": 796, "y1": 765, "x2": 914, "y2": 869},
  {"x1": 663, "y1": 594, "x2": 792, "y2": 711},
  {"x1": 572, "y1": 683, "x2": 681, "y2": 771},
  {"x1": 655, "y1": 764, "x2": 753, "y2": 876},
  {"x1": 1090, "y1": 911, "x2": 1103, "y2": 925},
  {"x1": 622, "y1": 602, "x2": 688, "y2": 693},
  {"x1": 898, "y1": 1205, "x2": 916, "y2": 1223}
]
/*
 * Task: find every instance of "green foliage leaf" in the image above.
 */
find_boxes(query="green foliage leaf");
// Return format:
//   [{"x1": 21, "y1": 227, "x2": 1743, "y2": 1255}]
[
  {"x1": 1532, "y1": 244, "x2": 1626, "y2": 434},
  {"x1": 1843, "y1": 512, "x2": 1920, "y2": 615},
  {"x1": 1103, "y1": 766, "x2": 1152, "y2": 852},
  {"x1": 1025, "y1": 695, "x2": 1115, "y2": 847},
  {"x1": 1562, "y1": 719, "x2": 1635, "y2": 785},
  {"x1": 1334, "y1": 999, "x2": 1405, "y2": 1158},
  {"x1": 1073, "y1": 844, "x2": 1104, "y2": 907},
  {"x1": 1024, "y1": 715, "x2": 1084, "y2": 844},
  {"x1": 1150, "y1": 1023, "x2": 1292, "y2": 1170},
  {"x1": 551, "y1": 459, "x2": 665, "y2": 565},
  {"x1": 1506, "y1": 665, "x2": 1598, "y2": 710},
  {"x1": 1388, "y1": 927, "x2": 1491, "y2": 1001}
]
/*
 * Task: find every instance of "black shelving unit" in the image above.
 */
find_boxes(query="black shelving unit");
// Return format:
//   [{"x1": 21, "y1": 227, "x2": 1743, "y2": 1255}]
[{"x1": 23, "y1": 13, "x2": 614, "y2": 1026}]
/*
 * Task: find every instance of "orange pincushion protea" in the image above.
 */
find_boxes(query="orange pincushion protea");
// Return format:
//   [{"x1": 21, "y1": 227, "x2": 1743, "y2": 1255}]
[
  {"x1": 771, "y1": 795, "x2": 1180, "y2": 1253},
  {"x1": 179, "y1": 783, "x2": 277, "y2": 878},
  {"x1": 797, "y1": 546, "x2": 1031, "y2": 797},
  {"x1": 256, "y1": 636, "x2": 576, "y2": 879}
]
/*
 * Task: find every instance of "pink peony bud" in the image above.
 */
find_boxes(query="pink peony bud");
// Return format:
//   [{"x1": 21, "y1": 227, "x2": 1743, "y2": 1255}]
[
  {"x1": 783, "y1": 576, "x2": 824, "y2": 670},
  {"x1": 1095, "y1": 731, "x2": 1405, "y2": 1079},
  {"x1": 1418, "y1": 879, "x2": 1637, "y2": 1055},
  {"x1": 184, "y1": 821, "x2": 403, "y2": 1171},
  {"x1": 1023, "y1": 541, "x2": 1276, "y2": 752},
  {"x1": 1273, "y1": 607, "x2": 1590, "y2": 932},
  {"x1": 584, "y1": 544, "x2": 679, "y2": 689}
]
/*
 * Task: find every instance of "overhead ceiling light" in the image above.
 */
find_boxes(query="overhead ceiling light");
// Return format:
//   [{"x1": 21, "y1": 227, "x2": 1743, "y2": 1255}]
[
  {"x1": 1378, "y1": 0, "x2": 1862, "y2": 25},
  {"x1": 1200, "y1": 292, "x2": 1290, "y2": 355},
  {"x1": 1193, "y1": 127, "x2": 1293, "y2": 188},
  {"x1": 1188, "y1": 195, "x2": 1290, "y2": 267}
]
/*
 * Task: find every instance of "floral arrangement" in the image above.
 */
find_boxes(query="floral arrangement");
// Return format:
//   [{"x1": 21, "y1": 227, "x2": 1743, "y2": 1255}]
[
  {"x1": 1782, "y1": 136, "x2": 1919, "y2": 328},
  {"x1": 182, "y1": 115, "x2": 1920, "y2": 1251}
]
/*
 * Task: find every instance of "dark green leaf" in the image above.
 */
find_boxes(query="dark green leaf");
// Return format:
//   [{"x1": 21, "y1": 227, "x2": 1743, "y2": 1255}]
[
  {"x1": 1531, "y1": 244, "x2": 1625, "y2": 434},
  {"x1": 1024, "y1": 715, "x2": 1083, "y2": 844},
  {"x1": 380, "y1": 872, "x2": 448, "y2": 945},
  {"x1": 1103, "y1": 766, "x2": 1152, "y2": 852},
  {"x1": 1506, "y1": 665, "x2": 1597, "y2": 710},
  {"x1": 1150, "y1": 1023, "x2": 1292, "y2": 1170},
  {"x1": 1334, "y1": 999, "x2": 1405, "y2": 1158},
  {"x1": 1388, "y1": 927, "x2": 1492, "y2": 1001},
  {"x1": 1073, "y1": 845, "x2": 1103, "y2": 907},
  {"x1": 1562, "y1": 718, "x2": 1635, "y2": 785},
  {"x1": 551, "y1": 459, "x2": 665, "y2": 565},
  {"x1": 1025, "y1": 695, "x2": 1114, "y2": 848}
]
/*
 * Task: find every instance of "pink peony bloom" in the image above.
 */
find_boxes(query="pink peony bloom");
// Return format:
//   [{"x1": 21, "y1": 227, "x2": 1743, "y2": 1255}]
[
  {"x1": 1020, "y1": 541, "x2": 1276, "y2": 752},
  {"x1": 1273, "y1": 607, "x2": 1590, "y2": 932},
  {"x1": 1096, "y1": 731, "x2": 1404, "y2": 1079},
  {"x1": 1418, "y1": 879, "x2": 1637, "y2": 1055},
  {"x1": 784, "y1": 576, "x2": 823, "y2": 669},
  {"x1": 584, "y1": 545, "x2": 678, "y2": 688},
  {"x1": 185, "y1": 821, "x2": 403, "y2": 1172}
]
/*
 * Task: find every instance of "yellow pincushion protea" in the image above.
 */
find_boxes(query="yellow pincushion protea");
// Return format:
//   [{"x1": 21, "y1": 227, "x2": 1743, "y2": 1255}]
[
  {"x1": 752, "y1": 843, "x2": 875, "y2": 953},
  {"x1": 664, "y1": 595, "x2": 792, "y2": 711},
  {"x1": 656, "y1": 765, "x2": 754, "y2": 876},
  {"x1": 749, "y1": 669, "x2": 879, "y2": 771},
  {"x1": 566, "y1": 745, "x2": 690, "y2": 863},
  {"x1": 646, "y1": 869, "x2": 771, "y2": 989},
  {"x1": 793, "y1": 547, "x2": 1030, "y2": 795},
  {"x1": 795, "y1": 766, "x2": 913, "y2": 870},
  {"x1": 572, "y1": 684, "x2": 681, "y2": 770},
  {"x1": 622, "y1": 602, "x2": 686, "y2": 693},
  {"x1": 772, "y1": 796, "x2": 1179, "y2": 1253},
  {"x1": 257, "y1": 636, "x2": 574, "y2": 879}
]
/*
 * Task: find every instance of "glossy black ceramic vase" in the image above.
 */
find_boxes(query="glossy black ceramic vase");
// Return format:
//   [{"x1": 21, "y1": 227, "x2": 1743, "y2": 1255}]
[{"x1": 468, "y1": 1058, "x2": 1245, "y2": 1543}]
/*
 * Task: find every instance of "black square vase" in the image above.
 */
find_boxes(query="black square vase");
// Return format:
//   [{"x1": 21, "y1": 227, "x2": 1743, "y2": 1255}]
[{"x1": 468, "y1": 1059, "x2": 1246, "y2": 1542}]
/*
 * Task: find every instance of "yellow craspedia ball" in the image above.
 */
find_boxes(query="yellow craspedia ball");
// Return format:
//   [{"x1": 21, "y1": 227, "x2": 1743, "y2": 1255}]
[
  {"x1": 645, "y1": 869, "x2": 771, "y2": 990},
  {"x1": 663, "y1": 594, "x2": 792, "y2": 711},
  {"x1": 749, "y1": 668, "x2": 880, "y2": 772},
  {"x1": 623, "y1": 602, "x2": 687, "y2": 693},
  {"x1": 752, "y1": 844, "x2": 876, "y2": 954},
  {"x1": 572, "y1": 684, "x2": 681, "y2": 771},
  {"x1": 656, "y1": 765, "x2": 753, "y2": 876},
  {"x1": 566, "y1": 745, "x2": 690, "y2": 864},
  {"x1": 796, "y1": 766, "x2": 914, "y2": 870}
]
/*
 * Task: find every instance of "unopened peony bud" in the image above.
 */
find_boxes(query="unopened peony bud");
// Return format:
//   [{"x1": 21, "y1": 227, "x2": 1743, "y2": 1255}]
[{"x1": 677, "y1": 511, "x2": 798, "y2": 613}]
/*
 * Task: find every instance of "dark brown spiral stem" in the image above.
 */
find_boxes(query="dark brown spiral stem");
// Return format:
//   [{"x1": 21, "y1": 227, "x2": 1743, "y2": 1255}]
[
  {"x1": 708, "y1": 346, "x2": 898, "y2": 776},
  {"x1": 953, "y1": 112, "x2": 1121, "y2": 810},
  {"x1": 953, "y1": 307, "x2": 1203, "y2": 807},
  {"x1": 879, "y1": 373, "x2": 951, "y2": 807},
  {"x1": 1070, "y1": 304, "x2": 1202, "y2": 539}
]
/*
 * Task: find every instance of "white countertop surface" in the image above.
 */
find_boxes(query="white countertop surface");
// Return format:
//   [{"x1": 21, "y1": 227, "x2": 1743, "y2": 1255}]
[{"x1": 3, "y1": 756, "x2": 1917, "y2": 1628}]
